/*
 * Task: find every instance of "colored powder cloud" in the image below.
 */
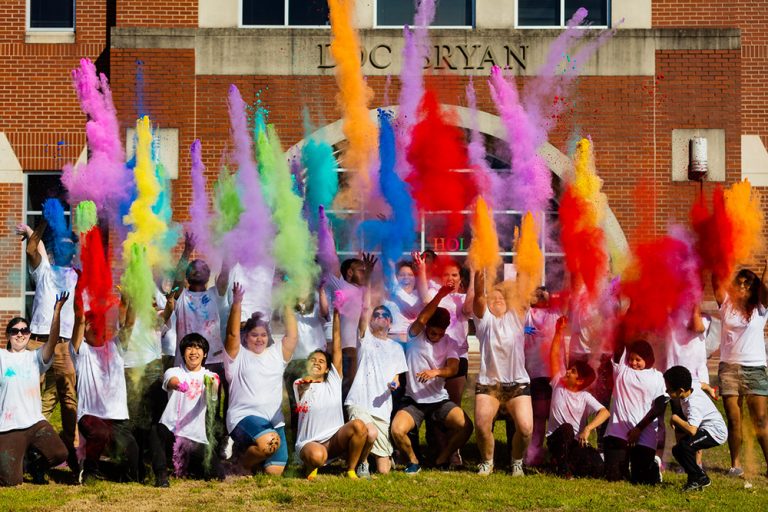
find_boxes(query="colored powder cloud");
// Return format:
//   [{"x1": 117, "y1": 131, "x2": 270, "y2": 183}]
[
  {"x1": 467, "y1": 196, "x2": 502, "y2": 279},
  {"x1": 511, "y1": 212, "x2": 543, "y2": 314},
  {"x1": 302, "y1": 133, "x2": 339, "y2": 230},
  {"x1": 465, "y1": 79, "x2": 498, "y2": 200},
  {"x1": 42, "y1": 198, "x2": 76, "y2": 266},
  {"x1": 80, "y1": 227, "x2": 119, "y2": 346},
  {"x1": 187, "y1": 139, "x2": 221, "y2": 270}
]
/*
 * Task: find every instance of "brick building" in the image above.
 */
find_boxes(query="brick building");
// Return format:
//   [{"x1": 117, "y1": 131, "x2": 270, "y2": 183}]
[{"x1": 0, "y1": 1, "x2": 765, "y2": 323}]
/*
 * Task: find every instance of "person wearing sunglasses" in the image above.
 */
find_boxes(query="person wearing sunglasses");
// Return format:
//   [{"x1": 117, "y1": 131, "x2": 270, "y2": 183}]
[
  {"x1": 344, "y1": 294, "x2": 408, "y2": 477},
  {"x1": 0, "y1": 294, "x2": 69, "y2": 486}
]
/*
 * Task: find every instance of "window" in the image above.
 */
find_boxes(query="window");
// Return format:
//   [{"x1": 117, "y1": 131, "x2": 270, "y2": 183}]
[
  {"x1": 517, "y1": 0, "x2": 609, "y2": 28},
  {"x1": 28, "y1": 0, "x2": 75, "y2": 30},
  {"x1": 376, "y1": 0, "x2": 473, "y2": 28},
  {"x1": 24, "y1": 172, "x2": 70, "y2": 319},
  {"x1": 242, "y1": 0, "x2": 330, "y2": 27}
]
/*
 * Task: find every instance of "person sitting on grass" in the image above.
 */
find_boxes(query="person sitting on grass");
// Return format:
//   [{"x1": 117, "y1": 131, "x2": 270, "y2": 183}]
[
  {"x1": 545, "y1": 317, "x2": 610, "y2": 478},
  {"x1": 294, "y1": 309, "x2": 368, "y2": 480},
  {"x1": 664, "y1": 365, "x2": 728, "y2": 492},
  {"x1": 150, "y1": 333, "x2": 221, "y2": 487},
  {"x1": 0, "y1": 309, "x2": 68, "y2": 486},
  {"x1": 390, "y1": 287, "x2": 474, "y2": 474},
  {"x1": 224, "y1": 283, "x2": 297, "y2": 476}
]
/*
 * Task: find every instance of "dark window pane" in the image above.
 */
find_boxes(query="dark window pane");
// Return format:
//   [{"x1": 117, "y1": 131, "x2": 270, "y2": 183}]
[
  {"x1": 26, "y1": 174, "x2": 68, "y2": 212},
  {"x1": 243, "y1": 0, "x2": 284, "y2": 25},
  {"x1": 518, "y1": 0, "x2": 559, "y2": 26},
  {"x1": 30, "y1": 0, "x2": 74, "y2": 29},
  {"x1": 565, "y1": 0, "x2": 608, "y2": 26},
  {"x1": 378, "y1": 0, "x2": 472, "y2": 26},
  {"x1": 289, "y1": 0, "x2": 330, "y2": 26}
]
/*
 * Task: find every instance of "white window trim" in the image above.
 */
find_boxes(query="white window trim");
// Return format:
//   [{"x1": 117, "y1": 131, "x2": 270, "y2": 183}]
[
  {"x1": 239, "y1": 0, "x2": 331, "y2": 29},
  {"x1": 373, "y1": 0, "x2": 474, "y2": 29},
  {"x1": 26, "y1": 0, "x2": 76, "y2": 32},
  {"x1": 514, "y1": 0, "x2": 610, "y2": 29}
]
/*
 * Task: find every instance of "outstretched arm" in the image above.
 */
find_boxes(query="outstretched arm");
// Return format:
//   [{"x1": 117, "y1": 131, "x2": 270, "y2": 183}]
[
  {"x1": 577, "y1": 408, "x2": 611, "y2": 446},
  {"x1": 43, "y1": 292, "x2": 69, "y2": 364},
  {"x1": 357, "y1": 253, "x2": 378, "y2": 338},
  {"x1": 317, "y1": 206, "x2": 341, "y2": 278},
  {"x1": 760, "y1": 258, "x2": 768, "y2": 308},
  {"x1": 170, "y1": 232, "x2": 194, "y2": 299},
  {"x1": 412, "y1": 251, "x2": 430, "y2": 304},
  {"x1": 318, "y1": 282, "x2": 330, "y2": 321},
  {"x1": 22, "y1": 221, "x2": 48, "y2": 271},
  {"x1": 550, "y1": 316, "x2": 567, "y2": 376},
  {"x1": 473, "y1": 270, "x2": 487, "y2": 319},
  {"x1": 281, "y1": 305, "x2": 298, "y2": 362},
  {"x1": 117, "y1": 302, "x2": 136, "y2": 351},
  {"x1": 215, "y1": 259, "x2": 230, "y2": 297},
  {"x1": 461, "y1": 268, "x2": 475, "y2": 318},
  {"x1": 711, "y1": 273, "x2": 725, "y2": 308},
  {"x1": 331, "y1": 309, "x2": 343, "y2": 376},
  {"x1": 627, "y1": 395, "x2": 670, "y2": 446},
  {"x1": 225, "y1": 282, "x2": 244, "y2": 359},
  {"x1": 409, "y1": 285, "x2": 452, "y2": 338}
]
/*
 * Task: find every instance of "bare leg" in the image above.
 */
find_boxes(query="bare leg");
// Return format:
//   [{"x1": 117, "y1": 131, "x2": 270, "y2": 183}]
[
  {"x1": 435, "y1": 408, "x2": 473, "y2": 466},
  {"x1": 264, "y1": 465, "x2": 285, "y2": 476},
  {"x1": 375, "y1": 455, "x2": 392, "y2": 474},
  {"x1": 357, "y1": 422, "x2": 378, "y2": 465},
  {"x1": 391, "y1": 411, "x2": 418, "y2": 464},
  {"x1": 723, "y1": 395, "x2": 743, "y2": 469},
  {"x1": 445, "y1": 377, "x2": 466, "y2": 408},
  {"x1": 240, "y1": 432, "x2": 280, "y2": 472},
  {"x1": 474, "y1": 393, "x2": 501, "y2": 462},
  {"x1": 300, "y1": 442, "x2": 328, "y2": 472},
  {"x1": 505, "y1": 395, "x2": 533, "y2": 461},
  {"x1": 326, "y1": 419, "x2": 368, "y2": 471},
  {"x1": 528, "y1": 394, "x2": 550, "y2": 465},
  {"x1": 746, "y1": 395, "x2": 768, "y2": 467}
]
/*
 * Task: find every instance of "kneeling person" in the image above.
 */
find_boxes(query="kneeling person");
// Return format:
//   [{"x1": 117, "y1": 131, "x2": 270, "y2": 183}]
[{"x1": 391, "y1": 286, "x2": 473, "y2": 474}]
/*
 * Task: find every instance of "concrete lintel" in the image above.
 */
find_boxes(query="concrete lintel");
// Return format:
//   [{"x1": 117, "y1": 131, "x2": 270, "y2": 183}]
[{"x1": 0, "y1": 133, "x2": 24, "y2": 184}]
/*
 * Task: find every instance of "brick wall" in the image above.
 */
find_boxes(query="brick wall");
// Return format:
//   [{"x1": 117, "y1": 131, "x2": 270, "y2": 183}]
[{"x1": 116, "y1": 0, "x2": 197, "y2": 28}]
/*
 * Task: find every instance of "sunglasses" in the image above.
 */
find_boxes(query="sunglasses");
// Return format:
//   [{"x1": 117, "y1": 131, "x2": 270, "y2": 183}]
[
  {"x1": 372, "y1": 311, "x2": 392, "y2": 320},
  {"x1": 8, "y1": 327, "x2": 30, "y2": 336}
]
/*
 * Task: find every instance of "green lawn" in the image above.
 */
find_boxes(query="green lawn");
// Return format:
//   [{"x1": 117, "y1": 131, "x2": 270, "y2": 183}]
[{"x1": 2, "y1": 376, "x2": 767, "y2": 511}]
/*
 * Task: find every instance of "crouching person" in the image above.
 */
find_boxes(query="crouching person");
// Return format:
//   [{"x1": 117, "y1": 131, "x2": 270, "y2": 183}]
[
  {"x1": 391, "y1": 286, "x2": 474, "y2": 474},
  {"x1": 150, "y1": 333, "x2": 221, "y2": 487}
]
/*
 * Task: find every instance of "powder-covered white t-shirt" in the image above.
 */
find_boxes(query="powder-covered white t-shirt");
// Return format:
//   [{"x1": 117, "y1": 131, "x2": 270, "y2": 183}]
[
  {"x1": 160, "y1": 365, "x2": 219, "y2": 444},
  {"x1": 294, "y1": 365, "x2": 344, "y2": 453},
  {"x1": 663, "y1": 317, "x2": 711, "y2": 384},
  {"x1": 154, "y1": 288, "x2": 177, "y2": 357},
  {"x1": 681, "y1": 386, "x2": 728, "y2": 445},
  {"x1": 225, "y1": 340, "x2": 288, "y2": 433},
  {"x1": 546, "y1": 380, "x2": 605, "y2": 437},
  {"x1": 122, "y1": 316, "x2": 162, "y2": 369},
  {"x1": 345, "y1": 329, "x2": 408, "y2": 420},
  {"x1": 385, "y1": 286, "x2": 421, "y2": 337},
  {"x1": 475, "y1": 308, "x2": 529, "y2": 386},
  {"x1": 0, "y1": 348, "x2": 52, "y2": 432},
  {"x1": 405, "y1": 332, "x2": 459, "y2": 404},
  {"x1": 605, "y1": 355, "x2": 666, "y2": 450},
  {"x1": 229, "y1": 263, "x2": 275, "y2": 323},
  {"x1": 324, "y1": 274, "x2": 363, "y2": 349},
  {"x1": 719, "y1": 296, "x2": 768, "y2": 367},
  {"x1": 293, "y1": 300, "x2": 327, "y2": 360},
  {"x1": 427, "y1": 282, "x2": 469, "y2": 358},
  {"x1": 29, "y1": 259, "x2": 78, "y2": 339},
  {"x1": 524, "y1": 307, "x2": 561, "y2": 379},
  {"x1": 567, "y1": 303, "x2": 598, "y2": 361},
  {"x1": 70, "y1": 338, "x2": 129, "y2": 421},
  {"x1": 174, "y1": 287, "x2": 229, "y2": 365}
]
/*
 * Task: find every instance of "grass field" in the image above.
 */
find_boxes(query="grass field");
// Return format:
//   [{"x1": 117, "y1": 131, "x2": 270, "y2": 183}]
[{"x1": 2, "y1": 376, "x2": 767, "y2": 511}]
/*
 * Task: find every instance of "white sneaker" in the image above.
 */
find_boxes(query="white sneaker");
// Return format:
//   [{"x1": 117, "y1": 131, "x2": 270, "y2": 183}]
[
  {"x1": 356, "y1": 461, "x2": 371, "y2": 479},
  {"x1": 655, "y1": 456, "x2": 663, "y2": 483},
  {"x1": 220, "y1": 436, "x2": 234, "y2": 460},
  {"x1": 477, "y1": 461, "x2": 494, "y2": 476},
  {"x1": 511, "y1": 460, "x2": 525, "y2": 477},
  {"x1": 727, "y1": 467, "x2": 744, "y2": 478}
]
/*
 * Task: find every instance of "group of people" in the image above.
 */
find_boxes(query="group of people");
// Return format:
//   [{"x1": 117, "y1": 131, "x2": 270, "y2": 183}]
[{"x1": 2, "y1": 218, "x2": 768, "y2": 494}]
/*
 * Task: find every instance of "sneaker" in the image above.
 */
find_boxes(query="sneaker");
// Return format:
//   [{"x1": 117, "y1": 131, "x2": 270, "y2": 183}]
[
  {"x1": 78, "y1": 468, "x2": 105, "y2": 485},
  {"x1": 477, "y1": 461, "x2": 494, "y2": 476},
  {"x1": 511, "y1": 460, "x2": 525, "y2": 477},
  {"x1": 727, "y1": 467, "x2": 744, "y2": 478},
  {"x1": 682, "y1": 475, "x2": 711, "y2": 492},
  {"x1": 655, "y1": 456, "x2": 664, "y2": 483},
  {"x1": 450, "y1": 450, "x2": 463, "y2": 469},
  {"x1": 355, "y1": 462, "x2": 371, "y2": 479},
  {"x1": 220, "y1": 436, "x2": 234, "y2": 460},
  {"x1": 404, "y1": 463, "x2": 421, "y2": 475},
  {"x1": 345, "y1": 470, "x2": 359, "y2": 480}
]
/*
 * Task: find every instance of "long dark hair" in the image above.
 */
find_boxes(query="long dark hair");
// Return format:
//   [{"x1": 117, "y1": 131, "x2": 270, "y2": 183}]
[{"x1": 734, "y1": 268, "x2": 761, "y2": 320}]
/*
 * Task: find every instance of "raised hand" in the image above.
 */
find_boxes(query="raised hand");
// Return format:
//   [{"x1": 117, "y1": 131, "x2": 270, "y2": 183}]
[
  {"x1": 232, "y1": 282, "x2": 245, "y2": 304},
  {"x1": 15, "y1": 223, "x2": 32, "y2": 239},
  {"x1": 54, "y1": 291, "x2": 70, "y2": 311},
  {"x1": 411, "y1": 251, "x2": 425, "y2": 273},
  {"x1": 436, "y1": 284, "x2": 453, "y2": 298},
  {"x1": 183, "y1": 231, "x2": 196, "y2": 254},
  {"x1": 362, "y1": 252, "x2": 378, "y2": 275}
]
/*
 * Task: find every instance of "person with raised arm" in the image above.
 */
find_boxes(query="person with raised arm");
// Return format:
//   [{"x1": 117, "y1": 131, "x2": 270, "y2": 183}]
[
  {"x1": 224, "y1": 283, "x2": 297, "y2": 476},
  {"x1": 0, "y1": 295, "x2": 68, "y2": 486}
]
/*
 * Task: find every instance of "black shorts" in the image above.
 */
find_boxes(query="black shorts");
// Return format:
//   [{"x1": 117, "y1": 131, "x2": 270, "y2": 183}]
[
  {"x1": 530, "y1": 377, "x2": 553, "y2": 401},
  {"x1": 400, "y1": 398, "x2": 459, "y2": 430},
  {"x1": 446, "y1": 357, "x2": 469, "y2": 380}
]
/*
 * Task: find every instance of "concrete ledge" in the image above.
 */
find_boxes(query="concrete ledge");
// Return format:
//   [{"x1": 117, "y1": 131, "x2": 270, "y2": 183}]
[
  {"x1": 25, "y1": 31, "x2": 75, "y2": 44},
  {"x1": 0, "y1": 133, "x2": 23, "y2": 184}
]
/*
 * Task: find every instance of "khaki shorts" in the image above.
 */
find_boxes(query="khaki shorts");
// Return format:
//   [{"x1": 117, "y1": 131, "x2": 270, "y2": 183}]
[
  {"x1": 475, "y1": 382, "x2": 531, "y2": 403},
  {"x1": 718, "y1": 362, "x2": 768, "y2": 396},
  {"x1": 346, "y1": 404, "x2": 394, "y2": 457}
]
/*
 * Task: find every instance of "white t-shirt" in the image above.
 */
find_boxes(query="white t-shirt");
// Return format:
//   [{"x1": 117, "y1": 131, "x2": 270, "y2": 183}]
[
  {"x1": 605, "y1": 356, "x2": 666, "y2": 450},
  {"x1": 663, "y1": 317, "x2": 711, "y2": 384},
  {"x1": 405, "y1": 332, "x2": 459, "y2": 404},
  {"x1": 385, "y1": 286, "x2": 421, "y2": 336},
  {"x1": 293, "y1": 300, "x2": 327, "y2": 360},
  {"x1": 70, "y1": 338, "x2": 129, "y2": 421},
  {"x1": 324, "y1": 274, "x2": 362, "y2": 349},
  {"x1": 719, "y1": 296, "x2": 768, "y2": 366},
  {"x1": 154, "y1": 288, "x2": 177, "y2": 357},
  {"x1": 0, "y1": 349, "x2": 52, "y2": 432},
  {"x1": 174, "y1": 287, "x2": 228, "y2": 365},
  {"x1": 294, "y1": 365, "x2": 345, "y2": 453},
  {"x1": 345, "y1": 329, "x2": 408, "y2": 420},
  {"x1": 225, "y1": 340, "x2": 288, "y2": 433},
  {"x1": 230, "y1": 263, "x2": 275, "y2": 322},
  {"x1": 546, "y1": 379, "x2": 604, "y2": 437},
  {"x1": 29, "y1": 260, "x2": 77, "y2": 338},
  {"x1": 123, "y1": 316, "x2": 162, "y2": 369},
  {"x1": 681, "y1": 386, "x2": 728, "y2": 444},
  {"x1": 475, "y1": 308, "x2": 529, "y2": 386},
  {"x1": 567, "y1": 303, "x2": 598, "y2": 361},
  {"x1": 160, "y1": 365, "x2": 219, "y2": 445},
  {"x1": 524, "y1": 307, "x2": 560, "y2": 379},
  {"x1": 427, "y1": 282, "x2": 469, "y2": 358}
]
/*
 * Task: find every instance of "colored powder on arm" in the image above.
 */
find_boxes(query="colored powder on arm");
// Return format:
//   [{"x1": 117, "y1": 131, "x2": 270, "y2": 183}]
[{"x1": 467, "y1": 196, "x2": 502, "y2": 279}]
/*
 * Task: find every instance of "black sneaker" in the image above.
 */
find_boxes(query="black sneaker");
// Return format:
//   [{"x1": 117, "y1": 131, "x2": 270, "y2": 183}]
[
  {"x1": 155, "y1": 474, "x2": 170, "y2": 488},
  {"x1": 682, "y1": 475, "x2": 711, "y2": 492}
]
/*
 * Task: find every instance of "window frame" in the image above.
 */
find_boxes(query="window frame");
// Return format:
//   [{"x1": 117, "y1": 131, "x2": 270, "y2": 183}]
[
  {"x1": 514, "y1": 0, "x2": 610, "y2": 29},
  {"x1": 26, "y1": 0, "x2": 76, "y2": 32},
  {"x1": 373, "y1": 0, "x2": 475, "y2": 29},
  {"x1": 239, "y1": 0, "x2": 332, "y2": 29}
]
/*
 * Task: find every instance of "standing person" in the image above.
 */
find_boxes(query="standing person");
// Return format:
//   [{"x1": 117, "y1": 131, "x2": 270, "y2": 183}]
[
  {"x1": 0, "y1": 306, "x2": 68, "y2": 485},
  {"x1": 294, "y1": 310, "x2": 369, "y2": 480},
  {"x1": 664, "y1": 365, "x2": 728, "y2": 491},
  {"x1": 70, "y1": 292, "x2": 139, "y2": 484},
  {"x1": 390, "y1": 287, "x2": 474, "y2": 474},
  {"x1": 150, "y1": 333, "x2": 220, "y2": 487},
  {"x1": 384, "y1": 260, "x2": 422, "y2": 344},
  {"x1": 18, "y1": 220, "x2": 79, "y2": 473},
  {"x1": 224, "y1": 283, "x2": 297, "y2": 475},
  {"x1": 524, "y1": 286, "x2": 562, "y2": 466},
  {"x1": 712, "y1": 265, "x2": 768, "y2": 477},
  {"x1": 472, "y1": 271, "x2": 532, "y2": 477}
]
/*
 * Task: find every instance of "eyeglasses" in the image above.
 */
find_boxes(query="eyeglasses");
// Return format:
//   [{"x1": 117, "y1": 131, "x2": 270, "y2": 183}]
[
  {"x1": 8, "y1": 327, "x2": 30, "y2": 336},
  {"x1": 734, "y1": 280, "x2": 751, "y2": 289},
  {"x1": 372, "y1": 311, "x2": 392, "y2": 320}
]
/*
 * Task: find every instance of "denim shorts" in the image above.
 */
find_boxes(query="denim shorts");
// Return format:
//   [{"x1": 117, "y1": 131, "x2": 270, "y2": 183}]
[
  {"x1": 231, "y1": 415, "x2": 289, "y2": 467},
  {"x1": 718, "y1": 362, "x2": 768, "y2": 397}
]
